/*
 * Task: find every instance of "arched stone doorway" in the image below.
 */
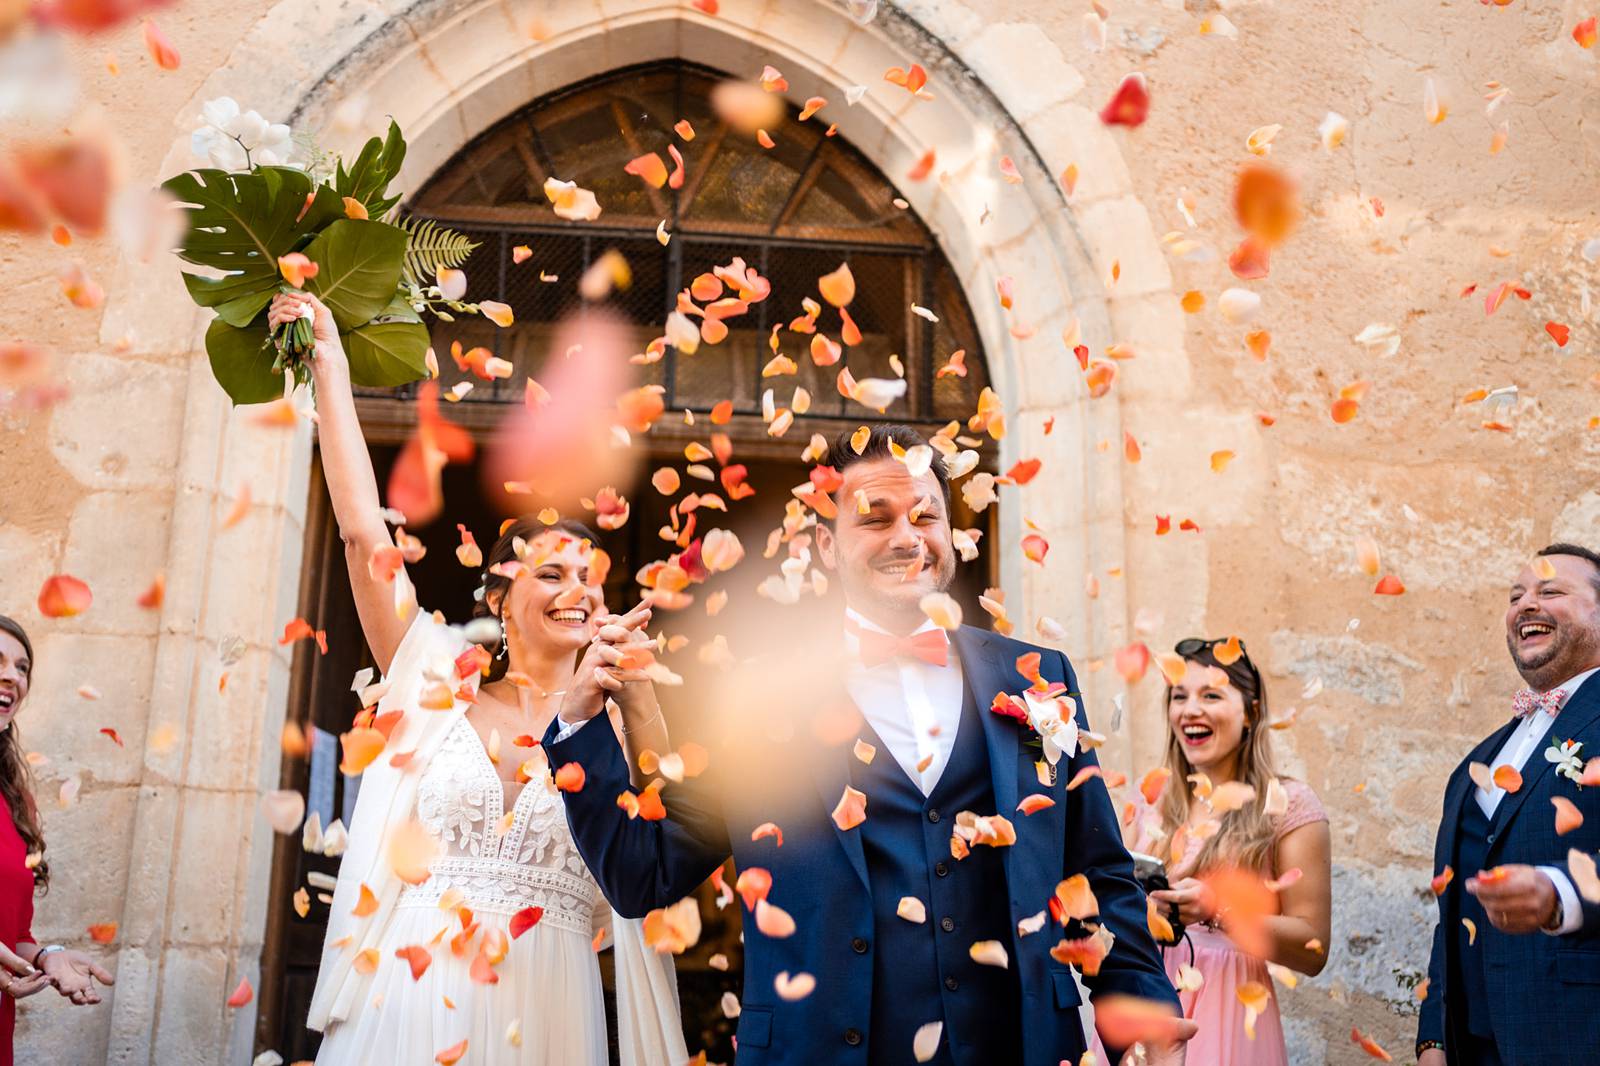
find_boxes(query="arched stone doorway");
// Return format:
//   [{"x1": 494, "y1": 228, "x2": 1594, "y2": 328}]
[
  {"x1": 101, "y1": 2, "x2": 1184, "y2": 1059},
  {"x1": 258, "y1": 58, "x2": 1005, "y2": 1057}
]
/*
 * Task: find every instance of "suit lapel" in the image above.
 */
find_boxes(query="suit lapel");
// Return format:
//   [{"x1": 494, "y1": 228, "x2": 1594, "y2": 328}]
[
  {"x1": 1490, "y1": 675, "x2": 1600, "y2": 841},
  {"x1": 809, "y1": 650, "x2": 872, "y2": 893},
  {"x1": 956, "y1": 627, "x2": 1020, "y2": 819}
]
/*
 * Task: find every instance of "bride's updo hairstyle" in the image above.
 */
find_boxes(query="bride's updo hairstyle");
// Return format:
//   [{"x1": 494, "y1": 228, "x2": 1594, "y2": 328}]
[{"x1": 472, "y1": 516, "x2": 605, "y2": 683}]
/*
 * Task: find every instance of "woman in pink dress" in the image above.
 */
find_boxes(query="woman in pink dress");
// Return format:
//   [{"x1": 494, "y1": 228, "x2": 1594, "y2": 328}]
[
  {"x1": 1124, "y1": 637, "x2": 1332, "y2": 1066},
  {"x1": 0, "y1": 616, "x2": 116, "y2": 1065}
]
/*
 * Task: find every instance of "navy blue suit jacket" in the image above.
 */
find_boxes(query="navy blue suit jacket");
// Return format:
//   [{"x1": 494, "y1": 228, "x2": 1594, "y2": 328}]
[
  {"x1": 1419, "y1": 671, "x2": 1600, "y2": 1064},
  {"x1": 545, "y1": 625, "x2": 1178, "y2": 1065}
]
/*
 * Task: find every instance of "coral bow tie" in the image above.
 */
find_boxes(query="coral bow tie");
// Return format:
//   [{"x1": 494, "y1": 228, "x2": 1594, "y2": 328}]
[
  {"x1": 848, "y1": 623, "x2": 950, "y2": 669},
  {"x1": 1512, "y1": 688, "x2": 1565, "y2": 720}
]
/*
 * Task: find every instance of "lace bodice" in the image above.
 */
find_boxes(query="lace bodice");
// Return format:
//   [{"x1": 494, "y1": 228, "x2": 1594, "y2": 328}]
[{"x1": 397, "y1": 716, "x2": 601, "y2": 935}]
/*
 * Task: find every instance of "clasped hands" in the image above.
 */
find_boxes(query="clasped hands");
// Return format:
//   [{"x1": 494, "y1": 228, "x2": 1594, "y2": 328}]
[
  {"x1": 0, "y1": 943, "x2": 113, "y2": 1005},
  {"x1": 558, "y1": 603, "x2": 657, "y2": 727}
]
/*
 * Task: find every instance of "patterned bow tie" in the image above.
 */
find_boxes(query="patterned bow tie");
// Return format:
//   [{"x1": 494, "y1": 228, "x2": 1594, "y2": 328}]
[
  {"x1": 1512, "y1": 688, "x2": 1566, "y2": 720},
  {"x1": 847, "y1": 622, "x2": 950, "y2": 669}
]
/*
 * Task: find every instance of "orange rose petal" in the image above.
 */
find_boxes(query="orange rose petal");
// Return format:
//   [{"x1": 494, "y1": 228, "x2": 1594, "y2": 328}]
[
  {"x1": 1374, "y1": 574, "x2": 1405, "y2": 596},
  {"x1": 1139, "y1": 767, "x2": 1171, "y2": 806},
  {"x1": 143, "y1": 19, "x2": 180, "y2": 70},
  {"x1": 623, "y1": 152, "x2": 669, "y2": 189},
  {"x1": 1099, "y1": 73, "x2": 1150, "y2": 127},
  {"x1": 38, "y1": 574, "x2": 92, "y2": 617},
  {"x1": 224, "y1": 975, "x2": 252, "y2": 1008},
  {"x1": 818, "y1": 262, "x2": 855, "y2": 307},
  {"x1": 832, "y1": 785, "x2": 867, "y2": 831},
  {"x1": 1350, "y1": 1028, "x2": 1393, "y2": 1062},
  {"x1": 1017, "y1": 794, "x2": 1055, "y2": 816},
  {"x1": 1115, "y1": 641, "x2": 1151, "y2": 683},
  {"x1": 1553, "y1": 795, "x2": 1584, "y2": 835},
  {"x1": 1492, "y1": 764, "x2": 1522, "y2": 793}
]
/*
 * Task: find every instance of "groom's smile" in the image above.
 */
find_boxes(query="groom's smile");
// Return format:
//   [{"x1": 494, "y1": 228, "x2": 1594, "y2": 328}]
[{"x1": 818, "y1": 455, "x2": 956, "y2": 634}]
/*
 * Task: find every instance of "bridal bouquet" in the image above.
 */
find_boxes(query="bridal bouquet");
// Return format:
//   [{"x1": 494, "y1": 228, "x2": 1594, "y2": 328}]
[{"x1": 164, "y1": 101, "x2": 510, "y2": 404}]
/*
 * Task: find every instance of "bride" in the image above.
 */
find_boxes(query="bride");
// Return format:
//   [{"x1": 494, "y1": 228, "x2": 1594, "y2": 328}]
[{"x1": 271, "y1": 292, "x2": 688, "y2": 1066}]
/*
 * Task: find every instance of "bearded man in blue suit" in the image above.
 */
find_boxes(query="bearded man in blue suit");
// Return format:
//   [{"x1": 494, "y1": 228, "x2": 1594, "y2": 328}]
[
  {"x1": 1417, "y1": 544, "x2": 1600, "y2": 1066},
  {"x1": 547, "y1": 425, "x2": 1190, "y2": 1064}
]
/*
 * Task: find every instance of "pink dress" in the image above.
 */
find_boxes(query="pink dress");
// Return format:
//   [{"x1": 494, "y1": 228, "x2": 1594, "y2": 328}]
[{"x1": 1127, "y1": 779, "x2": 1327, "y2": 1066}]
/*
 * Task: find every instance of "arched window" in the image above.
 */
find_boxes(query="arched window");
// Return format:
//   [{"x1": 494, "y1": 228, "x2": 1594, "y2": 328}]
[{"x1": 387, "y1": 60, "x2": 994, "y2": 440}]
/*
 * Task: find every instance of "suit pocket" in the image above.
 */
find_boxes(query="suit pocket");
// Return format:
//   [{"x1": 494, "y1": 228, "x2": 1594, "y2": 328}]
[
  {"x1": 737, "y1": 1006, "x2": 774, "y2": 1048},
  {"x1": 1053, "y1": 969, "x2": 1083, "y2": 1009},
  {"x1": 1556, "y1": 946, "x2": 1600, "y2": 985}
]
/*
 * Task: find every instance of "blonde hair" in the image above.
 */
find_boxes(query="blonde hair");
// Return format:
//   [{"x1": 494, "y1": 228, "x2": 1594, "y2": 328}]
[{"x1": 1158, "y1": 639, "x2": 1280, "y2": 876}]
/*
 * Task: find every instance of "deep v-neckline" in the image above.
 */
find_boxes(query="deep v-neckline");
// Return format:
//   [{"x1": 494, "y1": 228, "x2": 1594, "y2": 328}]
[{"x1": 458, "y1": 717, "x2": 540, "y2": 853}]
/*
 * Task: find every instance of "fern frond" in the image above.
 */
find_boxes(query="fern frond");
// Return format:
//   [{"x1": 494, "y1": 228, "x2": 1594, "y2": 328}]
[{"x1": 398, "y1": 216, "x2": 481, "y2": 288}]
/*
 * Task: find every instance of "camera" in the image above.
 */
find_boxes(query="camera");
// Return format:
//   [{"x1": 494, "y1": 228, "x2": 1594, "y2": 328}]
[{"x1": 1129, "y1": 850, "x2": 1185, "y2": 946}]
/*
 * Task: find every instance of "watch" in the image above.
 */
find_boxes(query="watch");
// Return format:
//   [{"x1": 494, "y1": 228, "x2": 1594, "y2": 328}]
[{"x1": 31, "y1": 944, "x2": 64, "y2": 967}]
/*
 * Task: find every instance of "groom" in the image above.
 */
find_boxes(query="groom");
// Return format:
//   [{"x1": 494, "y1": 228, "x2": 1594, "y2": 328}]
[{"x1": 547, "y1": 425, "x2": 1185, "y2": 1064}]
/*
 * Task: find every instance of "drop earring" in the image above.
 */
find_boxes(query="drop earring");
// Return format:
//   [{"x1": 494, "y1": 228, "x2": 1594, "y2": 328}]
[{"x1": 496, "y1": 612, "x2": 509, "y2": 661}]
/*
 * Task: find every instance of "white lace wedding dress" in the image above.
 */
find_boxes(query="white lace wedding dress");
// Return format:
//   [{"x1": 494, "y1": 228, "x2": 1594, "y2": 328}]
[{"x1": 309, "y1": 611, "x2": 685, "y2": 1066}]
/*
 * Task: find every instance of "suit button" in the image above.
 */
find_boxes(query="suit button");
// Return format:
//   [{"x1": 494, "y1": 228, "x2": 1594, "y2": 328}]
[
  {"x1": 851, "y1": 937, "x2": 869, "y2": 954},
  {"x1": 1486, "y1": 833, "x2": 1496, "y2": 844},
  {"x1": 844, "y1": 1028, "x2": 863, "y2": 1046},
  {"x1": 940, "y1": 916, "x2": 955, "y2": 932},
  {"x1": 944, "y1": 976, "x2": 958, "y2": 991},
  {"x1": 927, "y1": 808, "x2": 941, "y2": 823},
  {"x1": 935, "y1": 862, "x2": 950, "y2": 877}
]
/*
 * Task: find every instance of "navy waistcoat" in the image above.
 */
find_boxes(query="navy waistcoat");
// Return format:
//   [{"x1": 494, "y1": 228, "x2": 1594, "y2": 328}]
[{"x1": 848, "y1": 677, "x2": 1023, "y2": 1065}]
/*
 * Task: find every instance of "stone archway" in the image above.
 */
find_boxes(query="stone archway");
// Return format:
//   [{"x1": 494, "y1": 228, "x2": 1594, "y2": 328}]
[{"x1": 97, "y1": 1, "x2": 1185, "y2": 1057}]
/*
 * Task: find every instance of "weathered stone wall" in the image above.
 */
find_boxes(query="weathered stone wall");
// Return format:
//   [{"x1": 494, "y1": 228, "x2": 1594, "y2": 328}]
[{"x1": 0, "y1": 0, "x2": 1593, "y2": 1062}]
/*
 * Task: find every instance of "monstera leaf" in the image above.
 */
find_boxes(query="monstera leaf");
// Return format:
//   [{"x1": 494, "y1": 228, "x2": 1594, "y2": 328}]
[
  {"x1": 163, "y1": 165, "x2": 345, "y2": 326},
  {"x1": 205, "y1": 319, "x2": 285, "y2": 405},
  {"x1": 345, "y1": 319, "x2": 431, "y2": 388},
  {"x1": 333, "y1": 120, "x2": 407, "y2": 220},
  {"x1": 301, "y1": 219, "x2": 408, "y2": 331}
]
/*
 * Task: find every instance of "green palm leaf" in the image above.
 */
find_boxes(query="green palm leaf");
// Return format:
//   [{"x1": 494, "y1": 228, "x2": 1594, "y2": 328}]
[
  {"x1": 333, "y1": 120, "x2": 407, "y2": 220},
  {"x1": 345, "y1": 320, "x2": 431, "y2": 387},
  {"x1": 301, "y1": 219, "x2": 409, "y2": 331},
  {"x1": 162, "y1": 165, "x2": 344, "y2": 326}
]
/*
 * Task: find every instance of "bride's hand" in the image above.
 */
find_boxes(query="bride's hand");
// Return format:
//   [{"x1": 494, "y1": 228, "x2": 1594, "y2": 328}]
[
  {"x1": 267, "y1": 291, "x2": 348, "y2": 378},
  {"x1": 591, "y1": 607, "x2": 659, "y2": 721}
]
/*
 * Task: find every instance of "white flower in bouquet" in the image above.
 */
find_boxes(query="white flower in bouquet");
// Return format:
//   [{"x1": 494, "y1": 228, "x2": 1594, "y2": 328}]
[{"x1": 190, "y1": 97, "x2": 296, "y2": 170}]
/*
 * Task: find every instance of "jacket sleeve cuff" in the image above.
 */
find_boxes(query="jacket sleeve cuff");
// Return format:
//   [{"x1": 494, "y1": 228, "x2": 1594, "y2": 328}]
[{"x1": 1538, "y1": 865, "x2": 1584, "y2": 935}]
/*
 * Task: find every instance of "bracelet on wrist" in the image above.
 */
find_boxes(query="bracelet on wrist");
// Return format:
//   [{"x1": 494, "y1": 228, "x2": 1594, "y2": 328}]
[
  {"x1": 621, "y1": 709, "x2": 663, "y2": 736},
  {"x1": 1417, "y1": 1039, "x2": 1444, "y2": 1056}
]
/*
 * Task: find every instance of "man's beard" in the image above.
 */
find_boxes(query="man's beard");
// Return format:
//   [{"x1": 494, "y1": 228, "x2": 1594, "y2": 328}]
[{"x1": 1508, "y1": 627, "x2": 1581, "y2": 687}]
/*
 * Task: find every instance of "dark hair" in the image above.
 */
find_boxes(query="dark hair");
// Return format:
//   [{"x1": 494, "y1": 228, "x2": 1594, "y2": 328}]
[
  {"x1": 0, "y1": 616, "x2": 47, "y2": 893},
  {"x1": 825, "y1": 424, "x2": 952, "y2": 520},
  {"x1": 472, "y1": 516, "x2": 605, "y2": 683},
  {"x1": 1537, "y1": 543, "x2": 1600, "y2": 598}
]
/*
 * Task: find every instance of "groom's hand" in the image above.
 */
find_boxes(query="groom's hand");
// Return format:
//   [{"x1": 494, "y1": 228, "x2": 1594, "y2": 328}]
[
  {"x1": 1096, "y1": 995, "x2": 1196, "y2": 1066},
  {"x1": 1131, "y1": 1017, "x2": 1197, "y2": 1066},
  {"x1": 1466, "y1": 864, "x2": 1558, "y2": 934}
]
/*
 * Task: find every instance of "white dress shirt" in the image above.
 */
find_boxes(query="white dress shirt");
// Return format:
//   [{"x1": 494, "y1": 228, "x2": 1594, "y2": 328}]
[
  {"x1": 842, "y1": 608, "x2": 966, "y2": 796},
  {"x1": 1476, "y1": 666, "x2": 1597, "y2": 935}
]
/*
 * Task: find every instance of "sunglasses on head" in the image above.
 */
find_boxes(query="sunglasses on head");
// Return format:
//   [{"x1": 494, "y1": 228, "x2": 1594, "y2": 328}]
[{"x1": 1173, "y1": 637, "x2": 1263, "y2": 695}]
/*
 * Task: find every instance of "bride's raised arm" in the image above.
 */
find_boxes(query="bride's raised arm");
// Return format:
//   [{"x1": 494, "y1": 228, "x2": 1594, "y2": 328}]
[{"x1": 269, "y1": 290, "x2": 412, "y2": 675}]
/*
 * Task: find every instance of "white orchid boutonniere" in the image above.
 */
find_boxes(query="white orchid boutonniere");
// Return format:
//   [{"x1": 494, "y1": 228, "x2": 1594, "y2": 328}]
[{"x1": 1546, "y1": 738, "x2": 1585, "y2": 786}]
